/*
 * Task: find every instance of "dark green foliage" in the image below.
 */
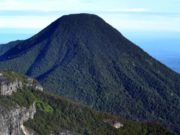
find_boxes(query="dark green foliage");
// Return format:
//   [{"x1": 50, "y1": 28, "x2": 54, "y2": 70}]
[
  {"x1": 0, "y1": 88, "x2": 35, "y2": 109},
  {"x1": 0, "y1": 14, "x2": 179, "y2": 134},
  {"x1": 1, "y1": 71, "x2": 29, "y2": 82},
  {"x1": 0, "y1": 40, "x2": 21, "y2": 55},
  {"x1": 12, "y1": 88, "x2": 36, "y2": 107},
  {"x1": 36, "y1": 100, "x2": 54, "y2": 113},
  {"x1": 0, "y1": 71, "x2": 175, "y2": 135},
  {"x1": 0, "y1": 87, "x2": 174, "y2": 135}
]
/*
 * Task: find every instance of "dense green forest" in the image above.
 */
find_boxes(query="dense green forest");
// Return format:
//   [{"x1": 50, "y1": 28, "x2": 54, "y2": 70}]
[
  {"x1": 0, "y1": 87, "x2": 175, "y2": 135},
  {"x1": 0, "y1": 14, "x2": 179, "y2": 134}
]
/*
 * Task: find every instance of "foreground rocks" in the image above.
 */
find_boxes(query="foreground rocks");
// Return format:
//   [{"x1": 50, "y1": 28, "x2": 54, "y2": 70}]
[{"x1": 0, "y1": 103, "x2": 36, "y2": 135}]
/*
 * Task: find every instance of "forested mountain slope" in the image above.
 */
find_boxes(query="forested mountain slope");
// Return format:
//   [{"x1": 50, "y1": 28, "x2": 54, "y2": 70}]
[{"x1": 0, "y1": 14, "x2": 179, "y2": 134}]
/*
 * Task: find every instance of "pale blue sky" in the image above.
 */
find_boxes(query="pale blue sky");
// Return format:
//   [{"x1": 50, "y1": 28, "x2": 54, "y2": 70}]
[{"x1": 0, "y1": 0, "x2": 180, "y2": 36}]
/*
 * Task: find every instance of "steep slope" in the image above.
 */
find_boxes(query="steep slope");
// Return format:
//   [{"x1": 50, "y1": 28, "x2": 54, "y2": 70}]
[
  {"x1": 0, "y1": 14, "x2": 179, "y2": 133},
  {"x1": 0, "y1": 71, "x2": 39, "y2": 135},
  {"x1": 0, "y1": 71, "x2": 175, "y2": 135},
  {"x1": 0, "y1": 40, "x2": 21, "y2": 55}
]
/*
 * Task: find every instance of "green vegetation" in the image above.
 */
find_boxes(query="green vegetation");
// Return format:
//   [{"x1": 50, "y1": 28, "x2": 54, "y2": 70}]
[
  {"x1": 1, "y1": 71, "x2": 28, "y2": 82},
  {"x1": 12, "y1": 88, "x2": 36, "y2": 107},
  {"x1": 36, "y1": 100, "x2": 53, "y2": 113},
  {"x1": 0, "y1": 14, "x2": 179, "y2": 134},
  {"x1": 0, "y1": 86, "x2": 174, "y2": 135},
  {"x1": 0, "y1": 88, "x2": 35, "y2": 109}
]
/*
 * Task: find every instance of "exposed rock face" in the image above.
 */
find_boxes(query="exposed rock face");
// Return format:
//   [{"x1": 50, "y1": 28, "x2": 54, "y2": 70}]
[
  {"x1": 113, "y1": 122, "x2": 124, "y2": 129},
  {"x1": 21, "y1": 123, "x2": 37, "y2": 135},
  {"x1": 26, "y1": 78, "x2": 43, "y2": 91},
  {"x1": 0, "y1": 73, "x2": 43, "y2": 96},
  {"x1": 0, "y1": 76, "x2": 23, "y2": 96},
  {"x1": 0, "y1": 102, "x2": 36, "y2": 135},
  {"x1": 0, "y1": 72, "x2": 43, "y2": 135},
  {"x1": 103, "y1": 119, "x2": 124, "y2": 129}
]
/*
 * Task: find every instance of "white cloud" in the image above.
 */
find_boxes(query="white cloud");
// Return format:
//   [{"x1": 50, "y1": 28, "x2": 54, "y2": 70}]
[
  {"x1": 0, "y1": 0, "x2": 179, "y2": 33},
  {"x1": 106, "y1": 8, "x2": 148, "y2": 13},
  {"x1": 99, "y1": 13, "x2": 180, "y2": 32},
  {"x1": 0, "y1": 15, "x2": 58, "y2": 28},
  {"x1": 0, "y1": 0, "x2": 148, "y2": 13},
  {"x1": 0, "y1": 0, "x2": 94, "y2": 11},
  {"x1": 1, "y1": 13, "x2": 180, "y2": 33}
]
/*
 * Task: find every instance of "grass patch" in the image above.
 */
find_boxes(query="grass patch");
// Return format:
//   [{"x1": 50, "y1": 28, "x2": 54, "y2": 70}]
[{"x1": 36, "y1": 100, "x2": 54, "y2": 113}]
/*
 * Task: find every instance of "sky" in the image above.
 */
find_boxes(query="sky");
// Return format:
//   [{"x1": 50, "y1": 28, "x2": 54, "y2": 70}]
[
  {"x1": 0, "y1": 0, "x2": 180, "y2": 36},
  {"x1": 0, "y1": 0, "x2": 180, "y2": 72}
]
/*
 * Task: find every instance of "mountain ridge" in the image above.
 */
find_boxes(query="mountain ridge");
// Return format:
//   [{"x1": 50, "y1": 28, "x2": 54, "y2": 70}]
[
  {"x1": 0, "y1": 13, "x2": 179, "y2": 134},
  {"x1": 0, "y1": 71, "x2": 174, "y2": 135}
]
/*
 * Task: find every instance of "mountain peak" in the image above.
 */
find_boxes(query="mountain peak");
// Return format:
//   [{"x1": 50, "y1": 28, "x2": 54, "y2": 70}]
[
  {"x1": 0, "y1": 13, "x2": 179, "y2": 134},
  {"x1": 0, "y1": 13, "x2": 124, "y2": 61},
  {"x1": 44, "y1": 13, "x2": 107, "y2": 31},
  {"x1": 43, "y1": 13, "x2": 120, "y2": 37},
  {"x1": 58, "y1": 13, "x2": 103, "y2": 22}
]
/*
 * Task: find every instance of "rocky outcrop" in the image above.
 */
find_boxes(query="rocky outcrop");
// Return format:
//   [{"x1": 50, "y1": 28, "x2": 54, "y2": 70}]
[
  {"x1": 0, "y1": 102, "x2": 36, "y2": 135},
  {"x1": 103, "y1": 119, "x2": 124, "y2": 129},
  {"x1": 0, "y1": 72, "x2": 43, "y2": 96},
  {"x1": 26, "y1": 78, "x2": 43, "y2": 92},
  {"x1": 0, "y1": 72, "x2": 44, "y2": 135},
  {"x1": 21, "y1": 124, "x2": 37, "y2": 135},
  {"x1": 0, "y1": 76, "x2": 22, "y2": 96}
]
